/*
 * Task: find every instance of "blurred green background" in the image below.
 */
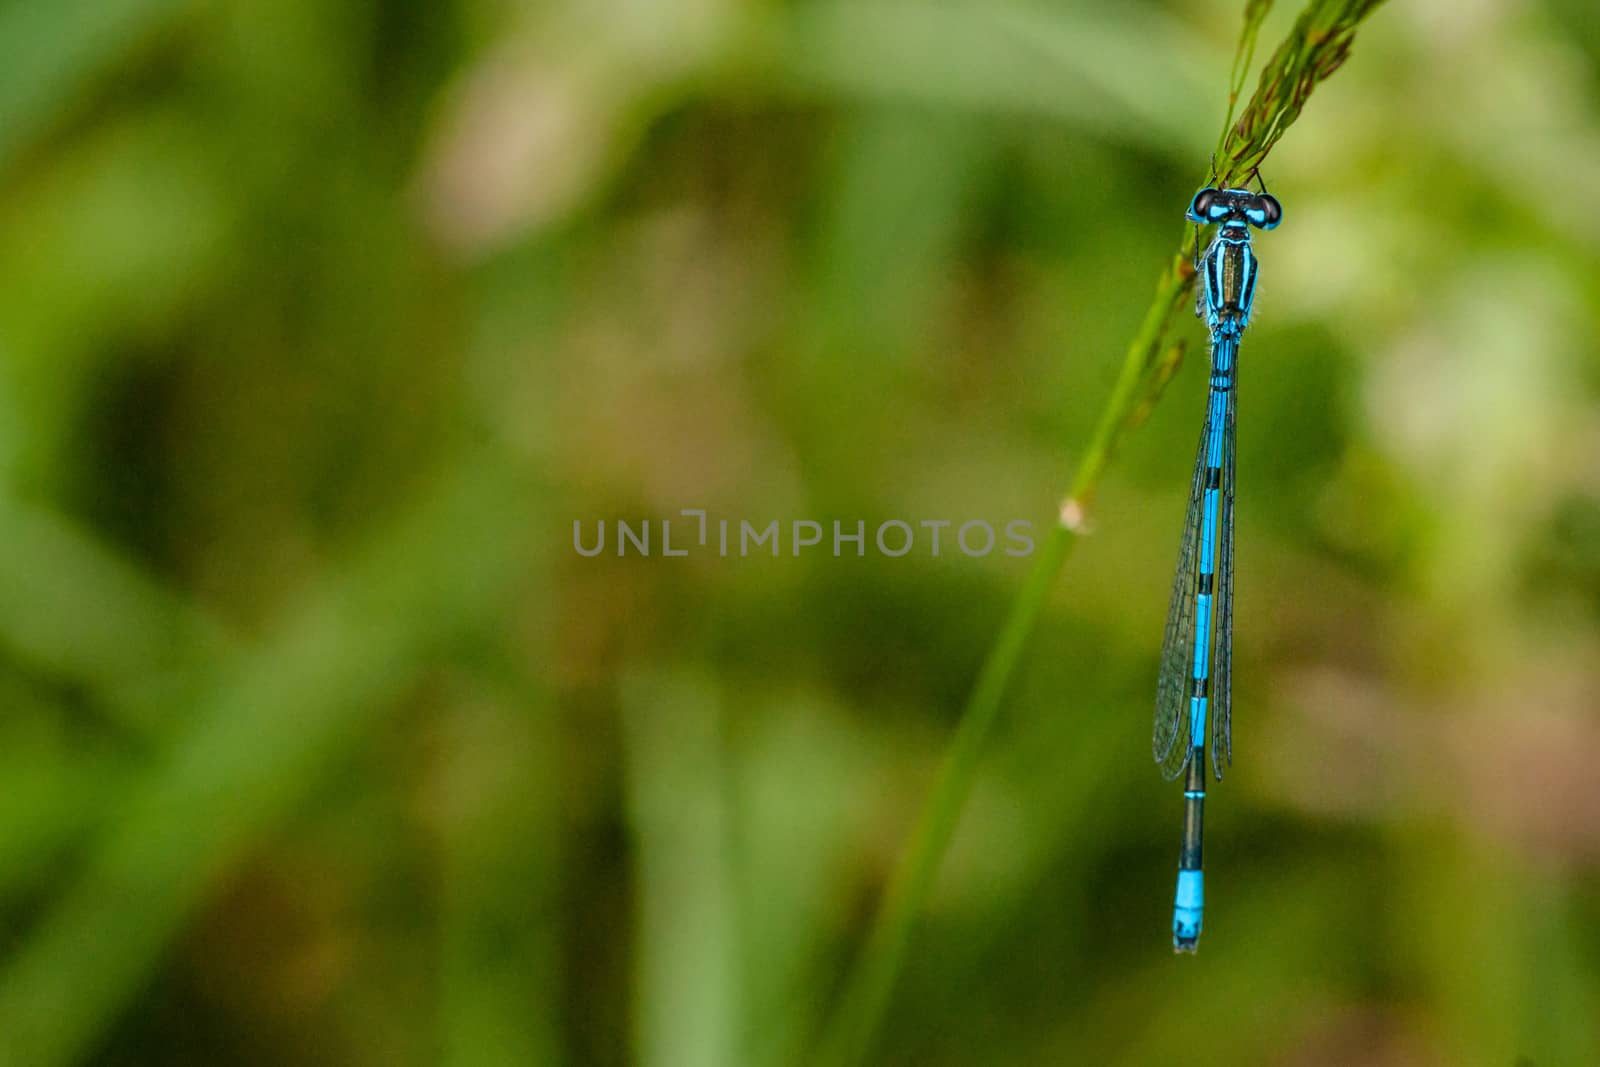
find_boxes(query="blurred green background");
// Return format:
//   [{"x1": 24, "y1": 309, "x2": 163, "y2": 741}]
[{"x1": 0, "y1": 0, "x2": 1598, "y2": 1064}]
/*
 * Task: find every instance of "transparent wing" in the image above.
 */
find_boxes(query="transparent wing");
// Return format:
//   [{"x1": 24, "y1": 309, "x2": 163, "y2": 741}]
[
  {"x1": 1212, "y1": 374, "x2": 1237, "y2": 779},
  {"x1": 1154, "y1": 416, "x2": 1209, "y2": 780}
]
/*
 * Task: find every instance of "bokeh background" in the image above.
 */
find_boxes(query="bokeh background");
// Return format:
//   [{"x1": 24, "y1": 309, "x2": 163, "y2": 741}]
[{"x1": 0, "y1": 0, "x2": 1598, "y2": 1064}]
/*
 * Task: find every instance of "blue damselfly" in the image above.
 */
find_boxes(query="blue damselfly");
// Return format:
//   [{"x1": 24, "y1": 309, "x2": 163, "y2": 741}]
[{"x1": 1154, "y1": 184, "x2": 1281, "y2": 953}]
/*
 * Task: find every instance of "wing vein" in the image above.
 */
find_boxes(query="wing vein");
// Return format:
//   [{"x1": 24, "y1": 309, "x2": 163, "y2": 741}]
[{"x1": 1153, "y1": 415, "x2": 1209, "y2": 780}]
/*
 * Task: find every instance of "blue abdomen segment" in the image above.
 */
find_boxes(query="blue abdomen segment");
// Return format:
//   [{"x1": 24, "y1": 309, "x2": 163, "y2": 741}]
[
  {"x1": 1172, "y1": 869, "x2": 1204, "y2": 951},
  {"x1": 1191, "y1": 594, "x2": 1211, "y2": 677}
]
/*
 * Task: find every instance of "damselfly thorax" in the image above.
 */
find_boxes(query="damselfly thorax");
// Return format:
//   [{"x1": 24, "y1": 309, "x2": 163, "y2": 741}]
[{"x1": 1202, "y1": 224, "x2": 1259, "y2": 326}]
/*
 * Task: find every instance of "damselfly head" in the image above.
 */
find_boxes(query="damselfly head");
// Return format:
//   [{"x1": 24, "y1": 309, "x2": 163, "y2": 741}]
[{"x1": 1186, "y1": 187, "x2": 1281, "y2": 231}]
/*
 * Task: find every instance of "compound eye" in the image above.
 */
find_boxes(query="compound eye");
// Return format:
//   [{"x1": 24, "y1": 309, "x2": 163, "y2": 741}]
[
  {"x1": 1252, "y1": 193, "x2": 1282, "y2": 229},
  {"x1": 1187, "y1": 188, "x2": 1219, "y2": 223}
]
